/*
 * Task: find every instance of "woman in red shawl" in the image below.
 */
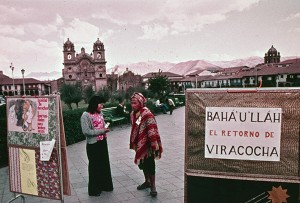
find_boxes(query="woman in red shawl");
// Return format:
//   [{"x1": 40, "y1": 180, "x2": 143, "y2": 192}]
[{"x1": 130, "y1": 92, "x2": 163, "y2": 197}]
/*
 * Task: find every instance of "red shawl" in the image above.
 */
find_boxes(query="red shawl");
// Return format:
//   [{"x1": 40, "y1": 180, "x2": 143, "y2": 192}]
[{"x1": 130, "y1": 107, "x2": 163, "y2": 164}]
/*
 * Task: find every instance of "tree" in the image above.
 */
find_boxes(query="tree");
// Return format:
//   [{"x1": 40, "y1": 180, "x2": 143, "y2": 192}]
[
  {"x1": 97, "y1": 86, "x2": 111, "y2": 103},
  {"x1": 60, "y1": 83, "x2": 82, "y2": 109},
  {"x1": 83, "y1": 85, "x2": 95, "y2": 103},
  {"x1": 148, "y1": 75, "x2": 170, "y2": 97}
]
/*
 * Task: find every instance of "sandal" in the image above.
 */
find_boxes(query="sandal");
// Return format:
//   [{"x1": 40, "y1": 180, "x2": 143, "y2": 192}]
[
  {"x1": 137, "y1": 182, "x2": 151, "y2": 190},
  {"x1": 150, "y1": 187, "x2": 157, "y2": 197}
]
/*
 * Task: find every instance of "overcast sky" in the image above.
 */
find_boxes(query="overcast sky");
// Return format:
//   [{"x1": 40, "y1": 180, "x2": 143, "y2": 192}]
[{"x1": 0, "y1": 0, "x2": 299, "y2": 77}]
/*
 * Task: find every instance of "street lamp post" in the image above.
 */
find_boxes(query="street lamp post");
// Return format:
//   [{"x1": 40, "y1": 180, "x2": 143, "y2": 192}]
[
  {"x1": 10, "y1": 63, "x2": 15, "y2": 95},
  {"x1": 21, "y1": 69, "x2": 25, "y2": 95}
]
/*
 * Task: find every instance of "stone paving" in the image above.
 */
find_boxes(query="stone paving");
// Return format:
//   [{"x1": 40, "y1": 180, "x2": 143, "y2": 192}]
[{"x1": 0, "y1": 106, "x2": 185, "y2": 203}]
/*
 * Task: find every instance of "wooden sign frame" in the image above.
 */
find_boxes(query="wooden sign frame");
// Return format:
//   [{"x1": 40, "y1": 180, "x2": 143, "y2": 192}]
[{"x1": 185, "y1": 88, "x2": 300, "y2": 202}]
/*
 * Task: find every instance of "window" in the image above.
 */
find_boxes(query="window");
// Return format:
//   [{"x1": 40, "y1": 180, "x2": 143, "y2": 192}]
[
  {"x1": 267, "y1": 77, "x2": 272, "y2": 80},
  {"x1": 68, "y1": 67, "x2": 72, "y2": 70},
  {"x1": 69, "y1": 75, "x2": 72, "y2": 79},
  {"x1": 280, "y1": 75, "x2": 284, "y2": 78},
  {"x1": 99, "y1": 73, "x2": 103, "y2": 77}
]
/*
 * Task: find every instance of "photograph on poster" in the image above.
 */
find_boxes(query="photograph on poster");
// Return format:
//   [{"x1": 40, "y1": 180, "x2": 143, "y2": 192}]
[{"x1": 7, "y1": 98, "x2": 49, "y2": 134}]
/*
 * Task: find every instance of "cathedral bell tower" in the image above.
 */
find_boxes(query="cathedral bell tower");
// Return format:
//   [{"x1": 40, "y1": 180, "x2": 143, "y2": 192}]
[
  {"x1": 93, "y1": 38, "x2": 105, "y2": 61},
  {"x1": 63, "y1": 38, "x2": 75, "y2": 62}
]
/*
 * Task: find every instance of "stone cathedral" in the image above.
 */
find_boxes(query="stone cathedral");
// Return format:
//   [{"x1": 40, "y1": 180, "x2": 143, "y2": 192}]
[{"x1": 62, "y1": 38, "x2": 107, "y2": 92}]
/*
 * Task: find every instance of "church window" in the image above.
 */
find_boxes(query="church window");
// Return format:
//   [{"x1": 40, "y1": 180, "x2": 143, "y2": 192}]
[
  {"x1": 69, "y1": 75, "x2": 72, "y2": 79},
  {"x1": 99, "y1": 73, "x2": 103, "y2": 77},
  {"x1": 68, "y1": 67, "x2": 72, "y2": 70}
]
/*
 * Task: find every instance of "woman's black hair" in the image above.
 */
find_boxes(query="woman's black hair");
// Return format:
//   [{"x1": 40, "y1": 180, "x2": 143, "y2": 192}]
[{"x1": 86, "y1": 95, "x2": 107, "y2": 114}]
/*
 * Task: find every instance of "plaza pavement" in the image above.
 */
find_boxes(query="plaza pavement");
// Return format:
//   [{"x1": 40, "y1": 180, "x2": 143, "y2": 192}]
[{"x1": 0, "y1": 106, "x2": 185, "y2": 203}]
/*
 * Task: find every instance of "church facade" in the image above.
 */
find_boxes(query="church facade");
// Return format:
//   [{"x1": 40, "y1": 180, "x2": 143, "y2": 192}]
[{"x1": 62, "y1": 38, "x2": 107, "y2": 92}]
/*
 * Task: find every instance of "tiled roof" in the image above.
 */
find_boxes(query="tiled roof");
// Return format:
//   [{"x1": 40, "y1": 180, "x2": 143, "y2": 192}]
[
  {"x1": 193, "y1": 62, "x2": 300, "y2": 81},
  {"x1": 142, "y1": 71, "x2": 182, "y2": 78},
  {"x1": 186, "y1": 70, "x2": 204, "y2": 76},
  {"x1": 0, "y1": 77, "x2": 45, "y2": 85},
  {"x1": 278, "y1": 58, "x2": 300, "y2": 65}
]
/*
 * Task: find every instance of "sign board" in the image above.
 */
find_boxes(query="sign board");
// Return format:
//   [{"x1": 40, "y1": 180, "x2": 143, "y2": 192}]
[
  {"x1": 6, "y1": 96, "x2": 71, "y2": 200},
  {"x1": 205, "y1": 107, "x2": 281, "y2": 161},
  {"x1": 185, "y1": 88, "x2": 300, "y2": 203}
]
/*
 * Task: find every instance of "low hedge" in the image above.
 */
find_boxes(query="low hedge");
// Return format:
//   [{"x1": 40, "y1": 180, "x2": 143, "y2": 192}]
[{"x1": 62, "y1": 108, "x2": 86, "y2": 145}]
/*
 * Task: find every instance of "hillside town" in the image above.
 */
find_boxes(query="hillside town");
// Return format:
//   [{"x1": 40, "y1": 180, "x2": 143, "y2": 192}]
[{"x1": 1, "y1": 39, "x2": 300, "y2": 98}]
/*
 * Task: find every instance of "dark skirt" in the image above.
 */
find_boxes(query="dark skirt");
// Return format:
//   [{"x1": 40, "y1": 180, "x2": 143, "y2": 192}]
[{"x1": 86, "y1": 138, "x2": 113, "y2": 195}]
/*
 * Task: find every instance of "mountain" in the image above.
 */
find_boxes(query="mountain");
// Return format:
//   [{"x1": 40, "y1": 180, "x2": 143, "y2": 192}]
[
  {"x1": 26, "y1": 71, "x2": 62, "y2": 81},
  {"x1": 26, "y1": 56, "x2": 298, "y2": 81},
  {"x1": 168, "y1": 60, "x2": 221, "y2": 75},
  {"x1": 208, "y1": 56, "x2": 264, "y2": 68},
  {"x1": 109, "y1": 61, "x2": 175, "y2": 76}
]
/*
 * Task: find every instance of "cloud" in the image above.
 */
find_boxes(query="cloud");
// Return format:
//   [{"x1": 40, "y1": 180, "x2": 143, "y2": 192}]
[
  {"x1": 139, "y1": 24, "x2": 169, "y2": 40},
  {"x1": 206, "y1": 53, "x2": 237, "y2": 61},
  {"x1": 56, "y1": 14, "x2": 64, "y2": 26},
  {"x1": 101, "y1": 29, "x2": 115, "y2": 41},
  {"x1": 91, "y1": 1, "x2": 163, "y2": 26},
  {"x1": 62, "y1": 18, "x2": 100, "y2": 49},
  {"x1": 164, "y1": 0, "x2": 259, "y2": 35},
  {"x1": 135, "y1": 0, "x2": 260, "y2": 39},
  {"x1": 0, "y1": 35, "x2": 62, "y2": 76},
  {"x1": 0, "y1": 25, "x2": 25, "y2": 36},
  {"x1": 283, "y1": 12, "x2": 300, "y2": 21},
  {"x1": 24, "y1": 23, "x2": 58, "y2": 37}
]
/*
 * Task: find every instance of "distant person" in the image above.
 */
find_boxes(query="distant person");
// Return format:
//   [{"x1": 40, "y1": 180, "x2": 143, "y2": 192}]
[
  {"x1": 80, "y1": 95, "x2": 113, "y2": 196},
  {"x1": 166, "y1": 98, "x2": 175, "y2": 115},
  {"x1": 115, "y1": 98, "x2": 130, "y2": 121},
  {"x1": 155, "y1": 98, "x2": 168, "y2": 114},
  {"x1": 129, "y1": 92, "x2": 163, "y2": 197}
]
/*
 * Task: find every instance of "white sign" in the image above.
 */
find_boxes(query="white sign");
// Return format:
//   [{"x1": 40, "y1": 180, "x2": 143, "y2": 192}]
[
  {"x1": 205, "y1": 107, "x2": 282, "y2": 161},
  {"x1": 40, "y1": 139, "x2": 56, "y2": 161}
]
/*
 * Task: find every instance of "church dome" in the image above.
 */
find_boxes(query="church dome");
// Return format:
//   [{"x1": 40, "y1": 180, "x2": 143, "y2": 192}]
[{"x1": 268, "y1": 45, "x2": 277, "y2": 53}]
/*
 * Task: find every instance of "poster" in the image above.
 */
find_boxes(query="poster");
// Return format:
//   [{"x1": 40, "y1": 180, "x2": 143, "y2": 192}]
[{"x1": 7, "y1": 96, "x2": 70, "y2": 200}]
